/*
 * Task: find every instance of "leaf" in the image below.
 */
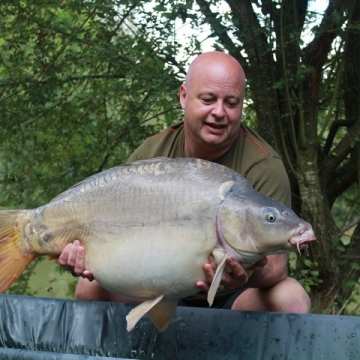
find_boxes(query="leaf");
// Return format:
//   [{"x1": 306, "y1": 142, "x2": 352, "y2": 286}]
[
  {"x1": 345, "y1": 280, "x2": 358, "y2": 288},
  {"x1": 350, "y1": 262, "x2": 360, "y2": 271},
  {"x1": 304, "y1": 259, "x2": 313, "y2": 268}
]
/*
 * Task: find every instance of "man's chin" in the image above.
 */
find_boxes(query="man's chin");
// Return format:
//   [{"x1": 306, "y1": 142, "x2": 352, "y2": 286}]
[{"x1": 201, "y1": 133, "x2": 226, "y2": 146}]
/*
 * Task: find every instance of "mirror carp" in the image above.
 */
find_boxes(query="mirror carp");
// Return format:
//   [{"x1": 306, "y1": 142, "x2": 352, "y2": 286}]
[{"x1": 0, "y1": 158, "x2": 315, "y2": 331}]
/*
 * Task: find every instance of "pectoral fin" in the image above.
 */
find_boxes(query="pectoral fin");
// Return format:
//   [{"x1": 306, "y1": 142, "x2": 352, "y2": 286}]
[
  {"x1": 126, "y1": 294, "x2": 177, "y2": 332},
  {"x1": 207, "y1": 253, "x2": 228, "y2": 307}
]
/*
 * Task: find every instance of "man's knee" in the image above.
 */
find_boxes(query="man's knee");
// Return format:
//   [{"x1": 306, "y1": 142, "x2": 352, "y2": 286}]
[
  {"x1": 273, "y1": 277, "x2": 311, "y2": 313},
  {"x1": 232, "y1": 277, "x2": 311, "y2": 313}
]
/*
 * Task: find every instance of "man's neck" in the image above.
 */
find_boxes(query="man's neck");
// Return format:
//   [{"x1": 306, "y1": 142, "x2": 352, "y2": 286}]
[{"x1": 184, "y1": 140, "x2": 232, "y2": 161}]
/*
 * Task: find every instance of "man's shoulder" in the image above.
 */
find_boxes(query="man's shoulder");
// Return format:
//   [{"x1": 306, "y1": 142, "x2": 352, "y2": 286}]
[
  {"x1": 220, "y1": 123, "x2": 282, "y2": 174},
  {"x1": 238, "y1": 123, "x2": 279, "y2": 159},
  {"x1": 127, "y1": 122, "x2": 184, "y2": 162},
  {"x1": 147, "y1": 122, "x2": 184, "y2": 142},
  {"x1": 221, "y1": 123, "x2": 291, "y2": 206}
]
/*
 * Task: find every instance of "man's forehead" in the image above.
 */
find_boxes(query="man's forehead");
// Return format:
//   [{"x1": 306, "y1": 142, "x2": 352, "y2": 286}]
[
  {"x1": 192, "y1": 76, "x2": 243, "y2": 95},
  {"x1": 187, "y1": 66, "x2": 243, "y2": 91}
]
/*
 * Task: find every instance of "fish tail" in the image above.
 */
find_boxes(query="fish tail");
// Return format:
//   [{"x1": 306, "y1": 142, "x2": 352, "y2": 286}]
[{"x1": 0, "y1": 210, "x2": 36, "y2": 293}]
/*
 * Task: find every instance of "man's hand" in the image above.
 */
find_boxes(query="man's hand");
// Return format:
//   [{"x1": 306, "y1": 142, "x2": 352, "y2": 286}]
[
  {"x1": 58, "y1": 240, "x2": 94, "y2": 281},
  {"x1": 196, "y1": 256, "x2": 268, "y2": 292}
]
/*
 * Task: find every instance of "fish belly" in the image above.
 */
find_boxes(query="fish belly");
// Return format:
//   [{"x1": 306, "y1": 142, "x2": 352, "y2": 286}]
[{"x1": 84, "y1": 220, "x2": 218, "y2": 300}]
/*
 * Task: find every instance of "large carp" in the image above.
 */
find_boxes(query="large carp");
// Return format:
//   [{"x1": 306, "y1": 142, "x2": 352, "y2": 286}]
[{"x1": 0, "y1": 158, "x2": 315, "y2": 332}]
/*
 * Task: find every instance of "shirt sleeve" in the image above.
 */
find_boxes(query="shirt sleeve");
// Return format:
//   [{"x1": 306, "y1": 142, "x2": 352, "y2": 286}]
[{"x1": 127, "y1": 142, "x2": 148, "y2": 163}]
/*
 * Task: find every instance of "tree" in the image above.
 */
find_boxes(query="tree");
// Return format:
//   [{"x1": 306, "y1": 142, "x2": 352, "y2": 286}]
[{"x1": 134, "y1": 0, "x2": 359, "y2": 313}]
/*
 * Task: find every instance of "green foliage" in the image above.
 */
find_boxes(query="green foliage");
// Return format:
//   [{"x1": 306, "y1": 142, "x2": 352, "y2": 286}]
[
  {"x1": 298, "y1": 259, "x2": 324, "y2": 294},
  {"x1": 288, "y1": 254, "x2": 323, "y2": 294},
  {"x1": 5, "y1": 259, "x2": 42, "y2": 296},
  {"x1": 0, "y1": 1, "x2": 182, "y2": 210},
  {"x1": 0, "y1": 1, "x2": 183, "y2": 295}
]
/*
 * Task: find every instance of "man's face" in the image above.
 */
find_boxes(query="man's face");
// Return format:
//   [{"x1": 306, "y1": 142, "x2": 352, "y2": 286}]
[{"x1": 180, "y1": 62, "x2": 244, "y2": 151}]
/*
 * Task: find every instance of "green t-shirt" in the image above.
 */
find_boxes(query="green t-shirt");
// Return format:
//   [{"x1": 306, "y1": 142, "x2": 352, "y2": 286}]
[
  {"x1": 127, "y1": 121, "x2": 291, "y2": 305},
  {"x1": 128, "y1": 122, "x2": 291, "y2": 206}
]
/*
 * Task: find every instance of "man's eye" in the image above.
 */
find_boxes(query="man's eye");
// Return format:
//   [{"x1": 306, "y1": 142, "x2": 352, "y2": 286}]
[
  {"x1": 226, "y1": 101, "x2": 239, "y2": 108},
  {"x1": 202, "y1": 98, "x2": 213, "y2": 103}
]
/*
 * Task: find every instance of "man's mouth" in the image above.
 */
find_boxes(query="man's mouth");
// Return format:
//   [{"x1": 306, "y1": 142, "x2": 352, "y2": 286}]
[{"x1": 205, "y1": 123, "x2": 227, "y2": 131}]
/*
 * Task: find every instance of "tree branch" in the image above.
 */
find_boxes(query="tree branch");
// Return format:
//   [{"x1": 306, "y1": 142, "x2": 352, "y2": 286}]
[
  {"x1": 320, "y1": 119, "x2": 360, "y2": 181},
  {"x1": 225, "y1": 0, "x2": 269, "y2": 70},
  {"x1": 195, "y1": 0, "x2": 247, "y2": 65},
  {"x1": 302, "y1": 0, "x2": 345, "y2": 104},
  {"x1": 302, "y1": 0, "x2": 344, "y2": 65},
  {"x1": 323, "y1": 119, "x2": 357, "y2": 155},
  {"x1": 328, "y1": 143, "x2": 360, "y2": 206},
  {"x1": 39, "y1": 6, "x2": 98, "y2": 81}
]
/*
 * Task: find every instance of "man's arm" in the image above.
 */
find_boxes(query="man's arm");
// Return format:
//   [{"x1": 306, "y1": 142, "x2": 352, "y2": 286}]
[{"x1": 246, "y1": 254, "x2": 287, "y2": 288}]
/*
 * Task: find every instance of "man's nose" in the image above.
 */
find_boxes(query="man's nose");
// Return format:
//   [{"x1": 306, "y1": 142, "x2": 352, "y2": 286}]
[{"x1": 211, "y1": 100, "x2": 225, "y2": 118}]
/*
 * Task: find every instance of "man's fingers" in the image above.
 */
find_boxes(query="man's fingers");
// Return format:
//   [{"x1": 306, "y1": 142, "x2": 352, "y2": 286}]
[
  {"x1": 196, "y1": 280, "x2": 210, "y2": 292},
  {"x1": 73, "y1": 246, "x2": 85, "y2": 274},
  {"x1": 58, "y1": 240, "x2": 89, "y2": 278},
  {"x1": 66, "y1": 240, "x2": 81, "y2": 267},
  {"x1": 220, "y1": 257, "x2": 249, "y2": 289},
  {"x1": 198, "y1": 255, "x2": 265, "y2": 293},
  {"x1": 82, "y1": 270, "x2": 95, "y2": 282},
  {"x1": 195, "y1": 262, "x2": 214, "y2": 292},
  {"x1": 208, "y1": 255, "x2": 217, "y2": 270},
  {"x1": 203, "y1": 263, "x2": 214, "y2": 280},
  {"x1": 58, "y1": 243, "x2": 73, "y2": 266}
]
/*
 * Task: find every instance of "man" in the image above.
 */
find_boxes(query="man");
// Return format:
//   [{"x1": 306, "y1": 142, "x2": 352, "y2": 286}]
[{"x1": 60, "y1": 51, "x2": 311, "y2": 313}]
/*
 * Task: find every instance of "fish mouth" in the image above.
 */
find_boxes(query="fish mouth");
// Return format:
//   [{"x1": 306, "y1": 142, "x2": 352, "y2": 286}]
[
  {"x1": 298, "y1": 243, "x2": 310, "y2": 256},
  {"x1": 289, "y1": 226, "x2": 316, "y2": 254}
]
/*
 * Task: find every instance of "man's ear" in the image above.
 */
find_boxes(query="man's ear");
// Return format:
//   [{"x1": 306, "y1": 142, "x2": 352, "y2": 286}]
[{"x1": 179, "y1": 84, "x2": 187, "y2": 109}]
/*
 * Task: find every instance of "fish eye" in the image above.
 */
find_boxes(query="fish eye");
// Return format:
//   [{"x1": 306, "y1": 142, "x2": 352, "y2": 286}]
[{"x1": 266, "y1": 212, "x2": 277, "y2": 222}]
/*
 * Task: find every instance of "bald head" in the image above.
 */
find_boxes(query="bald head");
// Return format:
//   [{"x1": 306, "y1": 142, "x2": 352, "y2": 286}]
[
  {"x1": 179, "y1": 51, "x2": 246, "y2": 161},
  {"x1": 185, "y1": 52, "x2": 246, "y2": 96}
]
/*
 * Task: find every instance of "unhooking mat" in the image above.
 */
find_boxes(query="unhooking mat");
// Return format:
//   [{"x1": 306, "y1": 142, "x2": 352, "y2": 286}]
[{"x1": 0, "y1": 295, "x2": 359, "y2": 359}]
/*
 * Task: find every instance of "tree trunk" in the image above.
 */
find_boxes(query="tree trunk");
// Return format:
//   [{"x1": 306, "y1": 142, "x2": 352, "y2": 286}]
[{"x1": 196, "y1": 0, "x2": 359, "y2": 313}]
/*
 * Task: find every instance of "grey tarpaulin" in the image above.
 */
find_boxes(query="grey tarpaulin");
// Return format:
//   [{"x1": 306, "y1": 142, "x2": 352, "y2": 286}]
[{"x1": 0, "y1": 295, "x2": 359, "y2": 359}]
